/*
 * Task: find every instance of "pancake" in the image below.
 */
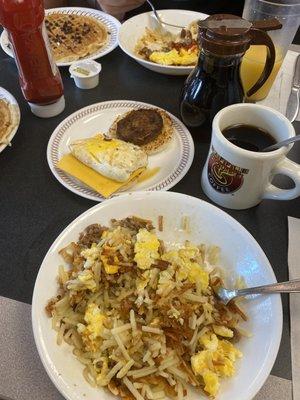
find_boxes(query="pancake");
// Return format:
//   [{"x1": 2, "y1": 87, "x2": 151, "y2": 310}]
[
  {"x1": 0, "y1": 99, "x2": 19, "y2": 146},
  {"x1": 109, "y1": 109, "x2": 174, "y2": 155},
  {"x1": 45, "y1": 13, "x2": 108, "y2": 63}
]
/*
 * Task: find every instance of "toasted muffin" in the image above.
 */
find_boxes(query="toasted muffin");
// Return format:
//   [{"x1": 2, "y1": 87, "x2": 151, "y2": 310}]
[{"x1": 109, "y1": 108, "x2": 173, "y2": 155}]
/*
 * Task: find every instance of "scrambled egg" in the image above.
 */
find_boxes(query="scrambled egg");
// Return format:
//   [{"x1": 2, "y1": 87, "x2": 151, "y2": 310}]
[
  {"x1": 81, "y1": 244, "x2": 101, "y2": 269},
  {"x1": 191, "y1": 331, "x2": 242, "y2": 397},
  {"x1": 157, "y1": 265, "x2": 175, "y2": 295},
  {"x1": 149, "y1": 48, "x2": 198, "y2": 66},
  {"x1": 199, "y1": 331, "x2": 219, "y2": 352},
  {"x1": 101, "y1": 226, "x2": 137, "y2": 274},
  {"x1": 162, "y1": 246, "x2": 209, "y2": 291},
  {"x1": 67, "y1": 270, "x2": 97, "y2": 292},
  {"x1": 134, "y1": 234, "x2": 209, "y2": 291},
  {"x1": 80, "y1": 238, "x2": 120, "y2": 275},
  {"x1": 134, "y1": 229, "x2": 160, "y2": 270},
  {"x1": 100, "y1": 254, "x2": 119, "y2": 274},
  {"x1": 77, "y1": 303, "x2": 106, "y2": 352},
  {"x1": 188, "y1": 264, "x2": 209, "y2": 289}
]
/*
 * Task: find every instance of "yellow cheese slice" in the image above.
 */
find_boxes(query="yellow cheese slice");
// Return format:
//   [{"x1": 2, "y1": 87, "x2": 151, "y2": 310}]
[{"x1": 57, "y1": 154, "x2": 144, "y2": 198}]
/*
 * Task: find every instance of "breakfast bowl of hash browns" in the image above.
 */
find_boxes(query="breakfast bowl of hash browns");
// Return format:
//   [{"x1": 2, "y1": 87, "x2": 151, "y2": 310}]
[{"x1": 32, "y1": 191, "x2": 282, "y2": 400}]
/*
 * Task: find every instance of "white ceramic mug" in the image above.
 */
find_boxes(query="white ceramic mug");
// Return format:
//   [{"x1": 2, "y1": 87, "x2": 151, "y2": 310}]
[{"x1": 201, "y1": 103, "x2": 300, "y2": 210}]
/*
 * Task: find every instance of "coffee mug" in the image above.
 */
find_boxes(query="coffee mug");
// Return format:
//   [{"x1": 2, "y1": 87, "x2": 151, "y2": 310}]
[{"x1": 201, "y1": 103, "x2": 300, "y2": 210}]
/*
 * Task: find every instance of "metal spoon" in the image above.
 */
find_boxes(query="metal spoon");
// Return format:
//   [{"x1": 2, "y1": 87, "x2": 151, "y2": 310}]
[
  {"x1": 262, "y1": 135, "x2": 300, "y2": 152},
  {"x1": 146, "y1": 0, "x2": 185, "y2": 30},
  {"x1": 216, "y1": 279, "x2": 300, "y2": 305}
]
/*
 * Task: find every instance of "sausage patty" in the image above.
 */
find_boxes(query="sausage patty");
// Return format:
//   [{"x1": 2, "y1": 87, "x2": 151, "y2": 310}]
[{"x1": 115, "y1": 109, "x2": 163, "y2": 146}]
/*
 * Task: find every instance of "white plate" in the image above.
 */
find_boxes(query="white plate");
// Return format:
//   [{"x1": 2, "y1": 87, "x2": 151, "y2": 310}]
[
  {"x1": 0, "y1": 7, "x2": 120, "y2": 67},
  {"x1": 32, "y1": 191, "x2": 282, "y2": 400},
  {"x1": 0, "y1": 87, "x2": 20, "y2": 153},
  {"x1": 118, "y1": 10, "x2": 208, "y2": 76},
  {"x1": 47, "y1": 100, "x2": 194, "y2": 201}
]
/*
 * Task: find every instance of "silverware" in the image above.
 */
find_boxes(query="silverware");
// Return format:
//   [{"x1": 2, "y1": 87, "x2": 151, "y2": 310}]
[
  {"x1": 286, "y1": 54, "x2": 300, "y2": 122},
  {"x1": 216, "y1": 279, "x2": 300, "y2": 305},
  {"x1": 146, "y1": 0, "x2": 185, "y2": 30},
  {"x1": 262, "y1": 134, "x2": 300, "y2": 152}
]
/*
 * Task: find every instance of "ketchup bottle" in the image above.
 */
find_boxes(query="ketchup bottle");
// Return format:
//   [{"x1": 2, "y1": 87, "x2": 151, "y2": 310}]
[{"x1": 0, "y1": 0, "x2": 65, "y2": 118}]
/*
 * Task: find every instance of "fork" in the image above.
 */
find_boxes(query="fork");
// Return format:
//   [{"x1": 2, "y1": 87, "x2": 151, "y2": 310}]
[
  {"x1": 146, "y1": 0, "x2": 185, "y2": 30},
  {"x1": 216, "y1": 279, "x2": 300, "y2": 305}
]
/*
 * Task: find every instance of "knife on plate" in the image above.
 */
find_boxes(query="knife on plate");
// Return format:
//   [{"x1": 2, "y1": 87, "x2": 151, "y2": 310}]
[{"x1": 286, "y1": 54, "x2": 300, "y2": 122}]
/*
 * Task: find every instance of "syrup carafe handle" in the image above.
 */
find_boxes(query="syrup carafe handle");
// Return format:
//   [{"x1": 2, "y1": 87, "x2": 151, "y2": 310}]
[{"x1": 246, "y1": 28, "x2": 276, "y2": 97}]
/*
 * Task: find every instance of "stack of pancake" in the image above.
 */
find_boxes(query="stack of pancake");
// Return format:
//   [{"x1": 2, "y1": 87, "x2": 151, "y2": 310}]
[{"x1": 0, "y1": 99, "x2": 18, "y2": 147}]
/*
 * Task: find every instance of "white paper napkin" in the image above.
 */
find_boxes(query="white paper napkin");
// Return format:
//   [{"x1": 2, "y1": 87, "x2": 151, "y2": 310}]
[
  {"x1": 260, "y1": 50, "x2": 299, "y2": 121},
  {"x1": 254, "y1": 375, "x2": 292, "y2": 400},
  {"x1": 288, "y1": 216, "x2": 300, "y2": 400},
  {"x1": 0, "y1": 296, "x2": 64, "y2": 400}
]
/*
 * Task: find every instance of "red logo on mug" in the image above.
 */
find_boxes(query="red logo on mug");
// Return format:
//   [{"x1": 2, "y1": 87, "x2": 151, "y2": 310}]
[{"x1": 207, "y1": 148, "x2": 249, "y2": 193}]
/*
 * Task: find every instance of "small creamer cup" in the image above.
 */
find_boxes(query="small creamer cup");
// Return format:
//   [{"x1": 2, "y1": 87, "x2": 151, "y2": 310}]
[
  {"x1": 69, "y1": 60, "x2": 102, "y2": 90},
  {"x1": 201, "y1": 103, "x2": 300, "y2": 210}
]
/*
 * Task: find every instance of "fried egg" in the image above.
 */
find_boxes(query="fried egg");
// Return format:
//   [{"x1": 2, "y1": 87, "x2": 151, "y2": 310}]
[{"x1": 70, "y1": 134, "x2": 148, "y2": 182}]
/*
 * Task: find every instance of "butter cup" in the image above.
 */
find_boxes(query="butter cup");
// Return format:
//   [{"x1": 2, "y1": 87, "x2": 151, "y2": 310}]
[{"x1": 69, "y1": 60, "x2": 102, "y2": 90}]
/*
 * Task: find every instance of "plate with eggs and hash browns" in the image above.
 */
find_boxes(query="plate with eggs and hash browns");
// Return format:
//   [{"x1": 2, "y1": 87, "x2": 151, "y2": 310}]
[
  {"x1": 118, "y1": 10, "x2": 208, "y2": 76},
  {"x1": 32, "y1": 191, "x2": 282, "y2": 400}
]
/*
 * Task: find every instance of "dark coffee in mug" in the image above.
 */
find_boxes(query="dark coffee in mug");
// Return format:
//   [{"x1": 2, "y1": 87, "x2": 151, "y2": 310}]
[
  {"x1": 201, "y1": 103, "x2": 299, "y2": 210},
  {"x1": 222, "y1": 124, "x2": 276, "y2": 152}
]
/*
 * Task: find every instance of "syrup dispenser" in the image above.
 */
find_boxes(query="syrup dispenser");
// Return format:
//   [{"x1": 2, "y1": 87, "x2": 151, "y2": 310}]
[{"x1": 180, "y1": 14, "x2": 281, "y2": 129}]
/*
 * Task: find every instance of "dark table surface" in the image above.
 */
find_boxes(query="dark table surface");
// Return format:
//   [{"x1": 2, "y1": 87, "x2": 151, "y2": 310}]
[{"x1": 0, "y1": 12, "x2": 299, "y2": 385}]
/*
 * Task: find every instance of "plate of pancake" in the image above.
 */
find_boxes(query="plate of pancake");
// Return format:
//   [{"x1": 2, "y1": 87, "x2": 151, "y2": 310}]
[
  {"x1": 0, "y1": 7, "x2": 121, "y2": 67},
  {"x1": 0, "y1": 87, "x2": 20, "y2": 153},
  {"x1": 47, "y1": 100, "x2": 194, "y2": 201}
]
